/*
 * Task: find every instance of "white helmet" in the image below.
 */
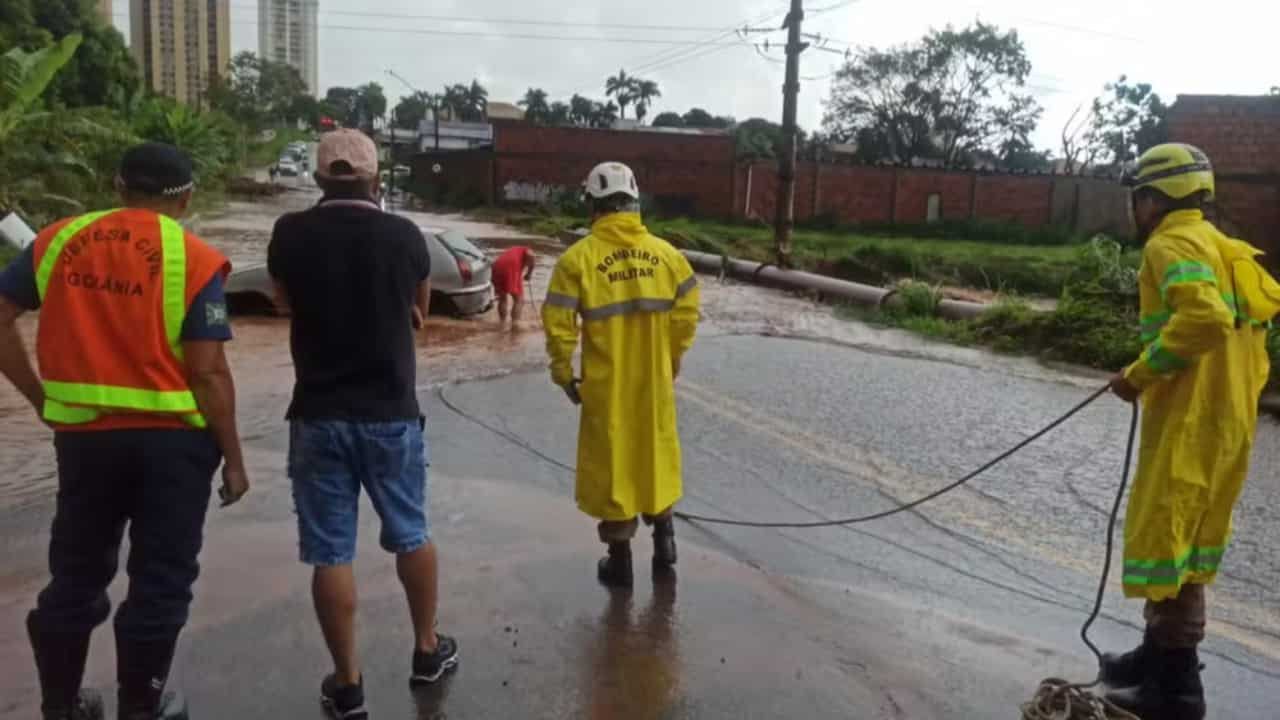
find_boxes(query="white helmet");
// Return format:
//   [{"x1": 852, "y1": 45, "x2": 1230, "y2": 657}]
[{"x1": 583, "y1": 162, "x2": 639, "y2": 199}]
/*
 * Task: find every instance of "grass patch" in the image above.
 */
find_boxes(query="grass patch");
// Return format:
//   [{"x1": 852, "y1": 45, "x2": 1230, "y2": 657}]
[
  {"x1": 0, "y1": 243, "x2": 16, "y2": 265},
  {"x1": 484, "y1": 211, "x2": 1127, "y2": 298}
]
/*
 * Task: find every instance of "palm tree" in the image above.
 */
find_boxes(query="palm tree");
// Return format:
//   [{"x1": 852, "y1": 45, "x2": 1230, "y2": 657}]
[
  {"x1": 605, "y1": 69, "x2": 637, "y2": 120},
  {"x1": 569, "y1": 94, "x2": 594, "y2": 126},
  {"x1": 519, "y1": 87, "x2": 550, "y2": 124},
  {"x1": 590, "y1": 100, "x2": 619, "y2": 129},
  {"x1": 463, "y1": 79, "x2": 488, "y2": 122},
  {"x1": 441, "y1": 84, "x2": 468, "y2": 122},
  {"x1": 632, "y1": 79, "x2": 661, "y2": 124},
  {"x1": 548, "y1": 101, "x2": 571, "y2": 126}
]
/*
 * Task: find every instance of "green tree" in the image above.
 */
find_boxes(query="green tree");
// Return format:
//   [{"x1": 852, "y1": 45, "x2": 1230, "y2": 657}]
[
  {"x1": 1089, "y1": 75, "x2": 1168, "y2": 168},
  {"x1": 0, "y1": 33, "x2": 108, "y2": 222},
  {"x1": 356, "y1": 82, "x2": 387, "y2": 129},
  {"x1": 823, "y1": 21, "x2": 1042, "y2": 167},
  {"x1": 207, "y1": 52, "x2": 309, "y2": 130},
  {"x1": 605, "y1": 69, "x2": 636, "y2": 119},
  {"x1": 682, "y1": 107, "x2": 734, "y2": 129},
  {"x1": 569, "y1": 94, "x2": 594, "y2": 126},
  {"x1": 0, "y1": 0, "x2": 139, "y2": 110},
  {"x1": 455, "y1": 80, "x2": 483, "y2": 122},
  {"x1": 322, "y1": 86, "x2": 361, "y2": 127},
  {"x1": 548, "y1": 101, "x2": 570, "y2": 126},
  {"x1": 394, "y1": 91, "x2": 433, "y2": 130},
  {"x1": 735, "y1": 117, "x2": 806, "y2": 160},
  {"x1": 590, "y1": 100, "x2": 619, "y2": 129},
  {"x1": 632, "y1": 78, "x2": 661, "y2": 124},
  {"x1": 652, "y1": 112, "x2": 684, "y2": 128},
  {"x1": 132, "y1": 98, "x2": 239, "y2": 178},
  {"x1": 519, "y1": 87, "x2": 550, "y2": 124},
  {"x1": 440, "y1": 83, "x2": 467, "y2": 122}
]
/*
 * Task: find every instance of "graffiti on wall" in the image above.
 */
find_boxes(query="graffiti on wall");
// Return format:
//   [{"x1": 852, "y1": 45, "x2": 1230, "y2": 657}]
[{"x1": 502, "y1": 181, "x2": 573, "y2": 204}]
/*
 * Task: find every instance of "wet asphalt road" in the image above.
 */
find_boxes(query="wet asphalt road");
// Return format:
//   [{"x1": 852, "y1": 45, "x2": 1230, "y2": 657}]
[
  {"x1": 2, "y1": 330, "x2": 1278, "y2": 718},
  {"x1": 430, "y1": 334, "x2": 1280, "y2": 718},
  {"x1": 2, "y1": 204, "x2": 1279, "y2": 716}
]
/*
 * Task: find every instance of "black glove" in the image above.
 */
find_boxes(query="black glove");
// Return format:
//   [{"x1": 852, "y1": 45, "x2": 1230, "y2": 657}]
[{"x1": 562, "y1": 380, "x2": 582, "y2": 406}]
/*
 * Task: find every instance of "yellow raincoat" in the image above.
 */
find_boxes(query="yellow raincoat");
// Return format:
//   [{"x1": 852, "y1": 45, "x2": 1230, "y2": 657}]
[
  {"x1": 543, "y1": 212, "x2": 700, "y2": 521},
  {"x1": 1122, "y1": 209, "x2": 1275, "y2": 601}
]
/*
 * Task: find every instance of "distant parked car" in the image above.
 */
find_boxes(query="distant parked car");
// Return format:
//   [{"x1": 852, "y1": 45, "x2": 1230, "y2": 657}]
[
  {"x1": 224, "y1": 224, "x2": 495, "y2": 317},
  {"x1": 276, "y1": 158, "x2": 299, "y2": 177}
]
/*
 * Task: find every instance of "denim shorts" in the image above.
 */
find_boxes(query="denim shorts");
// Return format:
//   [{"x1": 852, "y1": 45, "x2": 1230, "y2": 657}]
[{"x1": 288, "y1": 419, "x2": 430, "y2": 566}]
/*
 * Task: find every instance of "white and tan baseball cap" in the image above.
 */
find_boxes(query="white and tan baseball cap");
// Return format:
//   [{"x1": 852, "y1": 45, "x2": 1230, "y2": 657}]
[{"x1": 316, "y1": 129, "x2": 379, "y2": 180}]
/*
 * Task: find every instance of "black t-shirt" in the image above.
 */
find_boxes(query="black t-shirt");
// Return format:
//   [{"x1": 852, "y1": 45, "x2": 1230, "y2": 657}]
[{"x1": 268, "y1": 199, "x2": 430, "y2": 421}]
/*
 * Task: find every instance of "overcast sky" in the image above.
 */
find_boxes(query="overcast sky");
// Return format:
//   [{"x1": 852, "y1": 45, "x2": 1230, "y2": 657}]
[{"x1": 112, "y1": 0, "x2": 1274, "y2": 152}]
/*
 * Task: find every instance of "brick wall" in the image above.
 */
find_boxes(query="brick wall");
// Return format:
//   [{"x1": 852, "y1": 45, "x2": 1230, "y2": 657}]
[
  {"x1": 493, "y1": 124, "x2": 735, "y2": 216},
  {"x1": 414, "y1": 123, "x2": 1129, "y2": 233},
  {"x1": 1170, "y1": 95, "x2": 1280, "y2": 253}
]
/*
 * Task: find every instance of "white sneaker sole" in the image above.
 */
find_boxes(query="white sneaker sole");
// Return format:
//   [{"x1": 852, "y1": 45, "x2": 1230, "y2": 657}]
[{"x1": 410, "y1": 654, "x2": 460, "y2": 685}]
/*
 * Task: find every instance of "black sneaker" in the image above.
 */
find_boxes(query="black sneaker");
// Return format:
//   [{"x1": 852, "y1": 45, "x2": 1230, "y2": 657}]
[
  {"x1": 410, "y1": 635, "x2": 460, "y2": 686},
  {"x1": 320, "y1": 675, "x2": 368, "y2": 720}
]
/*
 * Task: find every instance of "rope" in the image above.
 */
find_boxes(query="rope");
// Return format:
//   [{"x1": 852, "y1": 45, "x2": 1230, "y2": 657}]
[
  {"x1": 1021, "y1": 679, "x2": 1140, "y2": 720},
  {"x1": 673, "y1": 385, "x2": 1110, "y2": 528},
  {"x1": 1019, "y1": 401, "x2": 1140, "y2": 720},
  {"x1": 436, "y1": 382, "x2": 1144, "y2": 719}
]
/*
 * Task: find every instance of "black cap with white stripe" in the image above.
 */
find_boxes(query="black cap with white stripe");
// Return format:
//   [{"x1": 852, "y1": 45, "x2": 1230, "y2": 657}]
[{"x1": 118, "y1": 142, "x2": 196, "y2": 197}]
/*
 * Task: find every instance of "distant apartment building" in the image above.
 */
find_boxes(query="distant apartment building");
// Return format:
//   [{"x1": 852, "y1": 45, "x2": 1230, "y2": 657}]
[
  {"x1": 259, "y1": 0, "x2": 320, "y2": 95},
  {"x1": 129, "y1": 0, "x2": 231, "y2": 107},
  {"x1": 97, "y1": 0, "x2": 113, "y2": 23}
]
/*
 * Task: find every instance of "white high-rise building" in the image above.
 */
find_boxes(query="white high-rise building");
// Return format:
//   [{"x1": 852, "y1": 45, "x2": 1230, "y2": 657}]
[{"x1": 259, "y1": 0, "x2": 319, "y2": 95}]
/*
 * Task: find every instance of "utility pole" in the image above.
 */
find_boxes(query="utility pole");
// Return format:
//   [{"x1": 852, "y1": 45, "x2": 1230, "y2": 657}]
[{"x1": 774, "y1": 0, "x2": 808, "y2": 268}]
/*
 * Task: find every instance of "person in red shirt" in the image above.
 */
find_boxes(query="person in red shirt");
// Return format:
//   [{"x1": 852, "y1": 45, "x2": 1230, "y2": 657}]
[{"x1": 491, "y1": 246, "x2": 535, "y2": 326}]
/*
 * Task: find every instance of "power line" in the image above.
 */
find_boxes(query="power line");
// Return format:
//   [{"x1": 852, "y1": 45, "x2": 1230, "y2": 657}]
[
  {"x1": 621, "y1": 3, "x2": 789, "y2": 79},
  {"x1": 228, "y1": 3, "x2": 728, "y2": 33},
  {"x1": 108, "y1": 15, "x2": 755, "y2": 46}
]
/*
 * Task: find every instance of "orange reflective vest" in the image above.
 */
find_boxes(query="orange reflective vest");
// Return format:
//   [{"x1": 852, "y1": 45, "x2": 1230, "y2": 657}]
[{"x1": 32, "y1": 209, "x2": 231, "y2": 429}]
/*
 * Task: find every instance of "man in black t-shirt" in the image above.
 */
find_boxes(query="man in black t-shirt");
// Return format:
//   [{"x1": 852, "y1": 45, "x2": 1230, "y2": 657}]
[{"x1": 268, "y1": 130, "x2": 459, "y2": 720}]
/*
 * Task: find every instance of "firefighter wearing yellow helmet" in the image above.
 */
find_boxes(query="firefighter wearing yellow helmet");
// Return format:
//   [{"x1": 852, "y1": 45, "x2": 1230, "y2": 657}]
[
  {"x1": 1105, "y1": 143, "x2": 1280, "y2": 719},
  {"x1": 543, "y1": 162, "x2": 699, "y2": 588}
]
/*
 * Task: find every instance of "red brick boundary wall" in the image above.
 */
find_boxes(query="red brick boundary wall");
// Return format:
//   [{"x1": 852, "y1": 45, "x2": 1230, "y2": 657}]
[
  {"x1": 412, "y1": 123, "x2": 1129, "y2": 234},
  {"x1": 1170, "y1": 95, "x2": 1280, "y2": 256}
]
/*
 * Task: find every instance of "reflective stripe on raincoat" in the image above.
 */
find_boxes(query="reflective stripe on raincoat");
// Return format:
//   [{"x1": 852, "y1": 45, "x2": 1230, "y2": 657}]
[
  {"x1": 543, "y1": 212, "x2": 700, "y2": 521},
  {"x1": 1122, "y1": 209, "x2": 1274, "y2": 601}
]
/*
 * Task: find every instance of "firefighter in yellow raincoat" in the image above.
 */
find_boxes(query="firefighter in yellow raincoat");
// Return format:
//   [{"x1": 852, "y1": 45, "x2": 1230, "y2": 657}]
[
  {"x1": 1105, "y1": 143, "x2": 1278, "y2": 720},
  {"x1": 543, "y1": 162, "x2": 700, "y2": 588}
]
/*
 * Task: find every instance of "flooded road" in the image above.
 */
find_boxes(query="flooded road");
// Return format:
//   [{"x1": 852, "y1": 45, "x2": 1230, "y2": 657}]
[{"x1": 1, "y1": 194, "x2": 1277, "y2": 718}]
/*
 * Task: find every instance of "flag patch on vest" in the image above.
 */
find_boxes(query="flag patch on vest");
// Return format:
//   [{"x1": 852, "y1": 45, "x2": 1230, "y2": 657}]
[{"x1": 205, "y1": 302, "x2": 228, "y2": 326}]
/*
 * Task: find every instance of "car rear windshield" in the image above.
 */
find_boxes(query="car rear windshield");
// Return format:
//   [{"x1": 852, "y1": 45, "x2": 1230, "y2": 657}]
[{"x1": 436, "y1": 230, "x2": 486, "y2": 262}]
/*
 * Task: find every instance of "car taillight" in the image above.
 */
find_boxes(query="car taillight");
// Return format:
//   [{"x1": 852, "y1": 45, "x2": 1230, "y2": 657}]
[{"x1": 457, "y1": 259, "x2": 473, "y2": 284}]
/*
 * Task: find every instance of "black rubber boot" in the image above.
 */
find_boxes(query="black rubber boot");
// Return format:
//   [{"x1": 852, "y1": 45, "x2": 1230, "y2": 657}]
[
  {"x1": 597, "y1": 542, "x2": 634, "y2": 588},
  {"x1": 27, "y1": 612, "x2": 103, "y2": 720},
  {"x1": 1106, "y1": 646, "x2": 1206, "y2": 720},
  {"x1": 652, "y1": 517, "x2": 677, "y2": 572},
  {"x1": 1100, "y1": 632, "x2": 1154, "y2": 688},
  {"x1": 116, "y1": 633, "x2": 187, "y2": 720}
]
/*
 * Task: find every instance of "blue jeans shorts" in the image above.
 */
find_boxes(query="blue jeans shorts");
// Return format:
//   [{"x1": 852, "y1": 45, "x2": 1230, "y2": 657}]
[{"x1": 288, "y1": 419, "x2": 430, "y2": 566}]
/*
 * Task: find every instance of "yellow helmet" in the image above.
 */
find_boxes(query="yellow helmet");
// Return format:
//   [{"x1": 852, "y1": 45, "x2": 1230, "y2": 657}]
[{"x1": 1125, "y1": 143, "x2": 1215, "y2": 201}]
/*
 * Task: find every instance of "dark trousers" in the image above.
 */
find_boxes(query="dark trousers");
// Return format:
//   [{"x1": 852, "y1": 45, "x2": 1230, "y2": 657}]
[
  {"x1": 33, "y1": 429, "x2": 220, "y2": 638},
  {"x1": 598, "y1": 507, "x2": 674, "y2": 544},
  {"x1": 1145, "y1": 583, "x2": 1207, "y2": 649},
  {"x1": 29, "y1": 429, "x2": 220, "y2": 713}
]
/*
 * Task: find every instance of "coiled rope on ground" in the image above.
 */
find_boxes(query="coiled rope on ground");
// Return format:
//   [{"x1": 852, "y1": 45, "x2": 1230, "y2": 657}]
[{"x1": 437, "y1": 382, "x2": 1143, "y2": 720}]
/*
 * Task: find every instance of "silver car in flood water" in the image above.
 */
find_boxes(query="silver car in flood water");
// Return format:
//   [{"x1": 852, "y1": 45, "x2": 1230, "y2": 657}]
[{"x1": 224, "y1": 224, "x2": 494, "y2": 317}]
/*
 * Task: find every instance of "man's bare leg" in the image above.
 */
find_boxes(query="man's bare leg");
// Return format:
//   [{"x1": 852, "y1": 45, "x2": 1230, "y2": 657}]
[
  {"x1": 496, "y1": 294, "x2": 510, "y2": 324},
  {"x1": 511, "y1": 296, "x2": 524, "y2": 326},
  {"x1": 313, "y1": 565, "x2": 361, "y2": 684},
  {"x1": 397, "y1": 542, "x2": 440, "y2": 652}
]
